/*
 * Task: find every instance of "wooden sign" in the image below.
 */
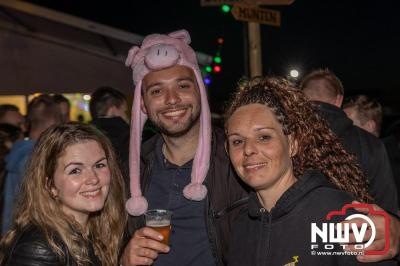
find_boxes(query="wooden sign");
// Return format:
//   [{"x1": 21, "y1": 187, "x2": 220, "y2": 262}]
[
  {"x1": 201, "y1": 0, "x2": 240, "y2": 6},
  {"x1": 231, "y1": 4, "x2": 281, "y2": 27},
  {"x1": 201, "y1": 0, "x2": 294, "y2": 6},
  {"x1": 245, "y1": 0, "x2": 294, "y2": 5}
]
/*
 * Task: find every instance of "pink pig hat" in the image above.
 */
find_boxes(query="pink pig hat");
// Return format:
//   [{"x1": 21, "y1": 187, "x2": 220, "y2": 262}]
[{"x1": 124, "y1": 30, "x2": 212, "y2": 216}]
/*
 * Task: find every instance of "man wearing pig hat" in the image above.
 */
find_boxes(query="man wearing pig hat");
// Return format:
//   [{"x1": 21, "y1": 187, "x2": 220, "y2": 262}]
[{"x1": 121, "y1": 29, "x2": 248, "y2": 265}]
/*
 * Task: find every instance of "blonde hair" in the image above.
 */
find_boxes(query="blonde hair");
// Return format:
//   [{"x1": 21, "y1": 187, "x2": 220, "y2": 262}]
[
  {"x1": 300, "y1": 69, "x2": 344, "y2": 102},
  {"x1": 343, "y1": 95, "x2": 383, "y2": 136},
  {"x1": 0, "y1": 123, "x2": 127, "y2": 265}
]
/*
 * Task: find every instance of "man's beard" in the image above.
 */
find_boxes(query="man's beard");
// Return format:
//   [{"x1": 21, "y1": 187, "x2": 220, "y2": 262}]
[{"x1": 152, "y1": 106, "x2": 201, "y2": 138}]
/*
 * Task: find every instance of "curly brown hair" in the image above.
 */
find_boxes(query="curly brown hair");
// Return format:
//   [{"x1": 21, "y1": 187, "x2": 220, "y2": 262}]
[{"x1": 224, "y1": 77, "x2": 372, "y2": 203}]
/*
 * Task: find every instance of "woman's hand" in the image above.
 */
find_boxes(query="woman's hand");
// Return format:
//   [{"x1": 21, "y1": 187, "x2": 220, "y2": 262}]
[{"x1": 343, "y1": 201, "x2": 399, "y2": 263}]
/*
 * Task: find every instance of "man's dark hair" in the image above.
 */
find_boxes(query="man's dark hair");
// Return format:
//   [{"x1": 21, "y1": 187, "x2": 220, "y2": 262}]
[
  {"x1": 53, "y1": 94, "x2": 70, "y2": 107},
  {"x1": 89, "y1": 86, "x2": 126, "y2": 119},
  {"x1": 0, "y1": 105, "x2": 20, "y2": 121}
]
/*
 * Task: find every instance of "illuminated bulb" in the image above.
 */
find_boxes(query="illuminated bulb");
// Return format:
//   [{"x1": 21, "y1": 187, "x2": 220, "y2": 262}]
[
  {"x1": 83, "y1": 94, "x2": 91, "y2": 101},
  {"x1": 213, "y1": 65, "x2": 221, "y2": 73},
  {"x1": 221, "y1": 5, "x2": 230, "y2": 13},
  {"x1": 290, "y1": 69, "x2": 299, "y2": 78}
]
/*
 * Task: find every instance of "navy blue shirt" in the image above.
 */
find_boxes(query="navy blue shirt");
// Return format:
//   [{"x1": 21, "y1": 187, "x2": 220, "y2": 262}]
[{"x1": 145, "y1": 138, "x2": 215, "y2": 266}]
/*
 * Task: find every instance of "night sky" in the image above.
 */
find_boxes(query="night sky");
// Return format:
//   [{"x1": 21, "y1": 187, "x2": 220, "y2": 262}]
[{"x1": 26, "y1": 0, "x2": 400, "y2": 124}]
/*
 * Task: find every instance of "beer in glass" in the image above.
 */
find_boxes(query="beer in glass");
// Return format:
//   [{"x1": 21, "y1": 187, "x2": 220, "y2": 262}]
[{"x1": 145, "y1": 209, "x2": 172, "y2": 245}]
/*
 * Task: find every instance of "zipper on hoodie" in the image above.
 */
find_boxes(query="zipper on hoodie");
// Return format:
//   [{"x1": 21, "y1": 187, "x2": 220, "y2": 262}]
[
  {"x1": 257, "y1": 207, "x2": 272, "y2": 266},
  {"x1": 257, "y1": 207, "x2": 266, "y2": 266},
  {"x1": 264, "y1": 209, "x2": 272, "y2": 265}
]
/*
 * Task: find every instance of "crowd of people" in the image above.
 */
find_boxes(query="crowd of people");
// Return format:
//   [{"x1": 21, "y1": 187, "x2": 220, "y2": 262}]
[{"x1": 0, "y1": 29, "x2": 399, "y2": 265}]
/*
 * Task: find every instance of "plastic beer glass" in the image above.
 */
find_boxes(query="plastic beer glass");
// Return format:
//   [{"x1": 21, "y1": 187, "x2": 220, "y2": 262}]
[{"x1": 145, "y1": 209, "x2": 172, "y2": 245}]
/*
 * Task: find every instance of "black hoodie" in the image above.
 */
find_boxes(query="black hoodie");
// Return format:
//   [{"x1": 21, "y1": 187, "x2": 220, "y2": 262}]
[
  {"x1": 316, "y1": 102, "x2": 398, "y2": 215},
  {"x1": 227, "y1": 170, "x2": 396, "y2": 266}
]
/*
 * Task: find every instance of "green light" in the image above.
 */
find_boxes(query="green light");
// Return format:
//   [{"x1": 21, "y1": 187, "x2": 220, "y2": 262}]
[
  {"x1": 221, "y1": 5, "x2": 230, "y2": 13},
  {"x1": 205, "y1": 66, "x2": 212, "y2": 73},
  {"x1": 214, "y1": 56, "x2": 222, "y2": 64}
]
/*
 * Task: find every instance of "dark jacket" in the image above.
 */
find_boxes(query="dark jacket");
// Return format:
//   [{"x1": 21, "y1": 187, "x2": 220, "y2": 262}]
[
  {"x1": 382, "y1": 135, "x2": 400, "y2": 208},
  {"x1": 227, "y1": 170, "x2": 397, "y2": 266},
  {"x1": 126, "y1": 128, "x2": 249, "y2": 265},
  {"x1": 92, "y1": 117, "x2": 155, "y2": 183},
  {"x1": 92, "y1": 117, "x2": 130, "y2": 171},
  {"x1": 2, "y1": 225, "x2": 101, "y2": 266},
  {"x1": 316, "y1": 102, "x2": 399, "y2": 214}
]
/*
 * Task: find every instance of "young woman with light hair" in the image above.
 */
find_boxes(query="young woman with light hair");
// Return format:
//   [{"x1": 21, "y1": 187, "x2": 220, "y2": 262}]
[{"x1": 0, "y1": 123, "x2": 127, "y2": 266}]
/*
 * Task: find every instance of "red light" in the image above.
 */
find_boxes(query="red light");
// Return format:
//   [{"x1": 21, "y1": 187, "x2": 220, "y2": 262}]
[
  {"x1": 217, "y1": 37, "x2": 224, "y2": 45},
  {"x1": 213, "y1": 65, "x2": 221, "y2": 73}
]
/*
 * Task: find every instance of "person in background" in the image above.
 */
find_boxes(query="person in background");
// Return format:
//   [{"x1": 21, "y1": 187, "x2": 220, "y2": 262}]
[
  {"x1": 342, "y1": 96, "x2": 400, "y2": 210},
  {"x1": 382, "y1": 120, "x2": 400, "y2": 210},
  {"x1": 1, "y1": 94, "x2": 62, "y2": 234},
  {"x1": 53, "y1": 94, "x2": 71, "y2": 123},
  {"x1": 300, "y1": 69, "x2": 398, "y2": 215},
  {"x1": 0, "y1": 124, "x2": 22, "y2": 153},
  {"x1": 0, "y1": 124, "x2": 23, "y2": 230},
  {"x1": 343, "y1": 95, "x2": 382, "y2": 137},
  {"x1": 224, "y1": 77, "x2": 396, "y2": 265},
  {"x1": 89, "y1": 86, "x2": 131, "y2": 180},
  {"x1": 0, "y1": 105, "x2": 26, "y2": 134},
  {"x1": 0, "y1": 123, "x2": 126, "y2": 266},
  {"x1": 90, "y1": 86, "x2": 129, "y2": 124}
]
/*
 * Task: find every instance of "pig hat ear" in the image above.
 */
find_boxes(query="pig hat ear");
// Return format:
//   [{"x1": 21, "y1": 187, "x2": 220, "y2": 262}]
[
  {"x1": 125, "y1": 30, "x2": 211, "y2": 216},
  {"x1": 168, "y1": 30, "x2": 191, "y2": 44},
  {"x1": 125, "y1": 46, "x2": 140, "y2": 67}
]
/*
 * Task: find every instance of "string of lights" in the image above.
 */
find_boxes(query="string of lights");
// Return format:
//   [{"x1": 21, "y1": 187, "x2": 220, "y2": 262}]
[{"x1": 202, "y1": 5, "x2": 230, "y2": 86}]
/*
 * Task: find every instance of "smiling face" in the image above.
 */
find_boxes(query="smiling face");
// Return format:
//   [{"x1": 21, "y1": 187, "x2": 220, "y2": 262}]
[
  {"x1": 51, "y1": 140, "x2": 110, "y2": 227},
  {"x1": 226, "y1": 103, "x2": 296, "y2": 193},
  {"x1": 141, "y1": 65, "x2": 201, "y2": 138}
]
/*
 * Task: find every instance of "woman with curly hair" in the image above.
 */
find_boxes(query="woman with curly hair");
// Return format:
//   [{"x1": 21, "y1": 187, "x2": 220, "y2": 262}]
[
  {"x1": 224, "y1": 77, "x2": 395, "y2": 265},
  {"x1": 0, "y1": 123, "x2": 127, "y2": 266}
]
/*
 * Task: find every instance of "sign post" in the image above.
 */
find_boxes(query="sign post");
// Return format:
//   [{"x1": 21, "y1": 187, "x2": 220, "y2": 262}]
[
  {"x1": 232, "y1": 3, "x2": 282, "y2": 77},
  {"x1": 231, "y1": 4, "x2": 281, "y2": 26},
  {"x1": 248, "y1": 22, "x2": 262, "y2": 77},
  {"x1": 201, "y1": 0, "x2": 294, "y2": 77}
]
